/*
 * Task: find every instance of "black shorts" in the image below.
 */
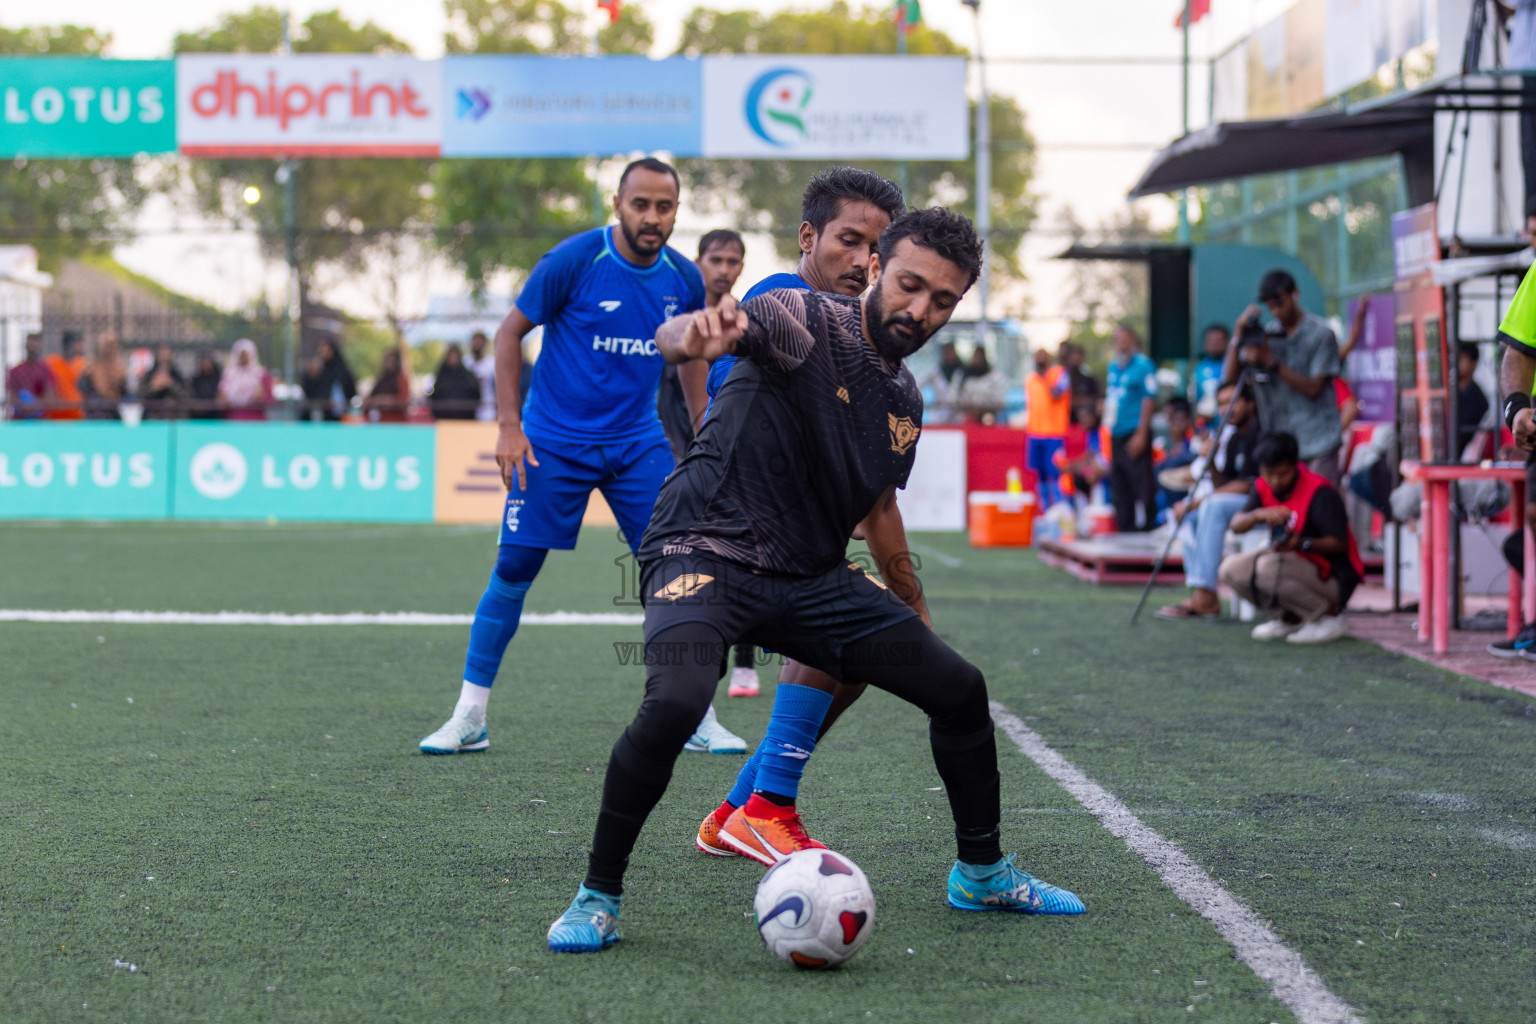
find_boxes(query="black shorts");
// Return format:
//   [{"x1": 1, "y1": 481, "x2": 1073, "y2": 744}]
[{"x1": 638, "y1": 549, "x2": 920, "y2": 680}]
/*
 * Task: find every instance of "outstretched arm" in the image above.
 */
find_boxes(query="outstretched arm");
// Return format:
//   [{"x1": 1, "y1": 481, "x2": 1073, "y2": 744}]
[
  {"x1": 656, "y1": 295, "x2": 750, "y2": 364},
  {"x1": 857, "y1": 486, "x2": 931, "y2": 626}
]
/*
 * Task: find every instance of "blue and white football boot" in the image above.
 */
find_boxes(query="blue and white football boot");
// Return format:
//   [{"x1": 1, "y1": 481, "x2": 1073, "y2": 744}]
[
  {"x1": 547, "y1": 885, "x2": 622, "y2": 953},
  {"x1": 947, "y1": 854, "x2": 1086, "y2": 915}
]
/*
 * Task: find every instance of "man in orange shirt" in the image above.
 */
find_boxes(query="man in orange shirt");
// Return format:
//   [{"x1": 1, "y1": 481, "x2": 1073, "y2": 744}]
[
  {"x1": 44, "y1": 332, "x2": 85, "y2": 420},
  {"x1": 1025, "y1": 345, "x2": 1072, "y2": 506}
]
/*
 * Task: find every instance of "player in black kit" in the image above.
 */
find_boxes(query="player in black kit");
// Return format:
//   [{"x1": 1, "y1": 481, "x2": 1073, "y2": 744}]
[{"x1": 546, "y1": 207, "x2": 1085, "y2": 953}]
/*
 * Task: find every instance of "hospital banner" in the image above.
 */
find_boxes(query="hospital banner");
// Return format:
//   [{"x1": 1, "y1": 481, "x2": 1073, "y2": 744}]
[
  {"x1": 172, "y1": 423, "x2": 435, "y2": 522},
  {"x1": 0, "y1": 423, "x2": 172, "y2": 519},
  {"x1": 441, "y1": 56, "x2": 701, "y2": 157},
  {"x1": 0, "y1": 59, "x2": 174, "y2": 157},
  {"x1": 176, "y1": 54, "x2": 442, "y2": 157},
  {"x1": 701, "y1": 55, "x2": 968, "y2": 160}
]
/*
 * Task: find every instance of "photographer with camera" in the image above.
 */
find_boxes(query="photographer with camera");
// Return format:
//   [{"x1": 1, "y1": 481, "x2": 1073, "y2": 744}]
[
  {"x1": 1218, "y1": 432, "x2": 1362, "y2": 645},
  {"x1": 1222, "y1": 270, "x2": 1344, "y2": 485}
]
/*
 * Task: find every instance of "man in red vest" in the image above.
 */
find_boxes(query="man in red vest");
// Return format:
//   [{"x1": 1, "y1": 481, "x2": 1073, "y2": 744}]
[{"x1": 1219, "y1": 431, "x2": 1362, "y2": 645}]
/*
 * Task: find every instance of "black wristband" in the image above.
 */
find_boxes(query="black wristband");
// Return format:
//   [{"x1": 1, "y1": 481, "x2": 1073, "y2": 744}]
[{"x1": 1505, "y1": 393, "x2": 1532, "y2": 432}]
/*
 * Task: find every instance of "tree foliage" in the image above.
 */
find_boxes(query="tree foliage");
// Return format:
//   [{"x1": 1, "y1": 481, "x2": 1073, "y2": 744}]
[
  {"x1": 434, "y1": 0, "x2": 655, "y2": 291},
  {"x1": 1054, "y1": 205, "x2": 1158, "y2": 370},
  {"x1": 171, "y1": 8, "x2": 432, "y2": 295},
  {"x1": 673, "y1": 2, "x2": 1036, "y2": 285},
  {"x1": 0, "y1": 25, "x2": 146, "y2": 270}
]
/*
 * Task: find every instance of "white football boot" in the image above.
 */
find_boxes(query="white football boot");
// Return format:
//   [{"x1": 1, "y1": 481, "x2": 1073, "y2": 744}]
[{"x1": 419, "y1": 705, "x2": 489, "y2": 755}]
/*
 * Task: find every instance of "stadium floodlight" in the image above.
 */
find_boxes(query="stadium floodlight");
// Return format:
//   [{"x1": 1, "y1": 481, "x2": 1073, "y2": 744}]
[{"x1": 243, "y1": 186, "x2": 261, "y2": 205}]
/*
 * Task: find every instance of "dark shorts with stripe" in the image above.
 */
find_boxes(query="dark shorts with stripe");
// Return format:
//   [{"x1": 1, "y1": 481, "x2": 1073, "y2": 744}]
[{"x1": 638, "y1": 549, "x2": 921, "y2": 680}]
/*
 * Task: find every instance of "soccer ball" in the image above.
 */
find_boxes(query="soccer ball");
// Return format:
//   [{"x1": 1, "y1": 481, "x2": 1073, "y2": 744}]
[{"x1": 753, "y1": 848, "x2": 876, "y2": 969}]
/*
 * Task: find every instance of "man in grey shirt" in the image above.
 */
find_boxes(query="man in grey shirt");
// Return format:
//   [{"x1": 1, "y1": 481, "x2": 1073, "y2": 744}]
[{"x1": 1223, "y1": 269, "x2": 1343, "y2": 484}]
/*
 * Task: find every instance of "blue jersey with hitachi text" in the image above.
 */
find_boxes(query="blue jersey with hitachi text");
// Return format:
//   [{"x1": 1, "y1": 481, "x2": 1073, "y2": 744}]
[
  {"x1": 517, "y1": 226, "x2": 705, "y2": 444},
  {"x1": 705, "y1": 272, "x2": 811, "y2": 399}
]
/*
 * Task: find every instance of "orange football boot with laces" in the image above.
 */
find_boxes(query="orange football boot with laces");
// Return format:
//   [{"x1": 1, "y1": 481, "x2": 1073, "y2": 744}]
[
  {"x1": 717, "y1": 794, "x2": 826, "y2": 866},
  {"x1": 696, "y1": 802, "x2": 738, "y2": 857}
]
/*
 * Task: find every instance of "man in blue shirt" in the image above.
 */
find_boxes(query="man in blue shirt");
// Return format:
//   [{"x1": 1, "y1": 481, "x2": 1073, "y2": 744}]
[
  {"x1": 1188, "y1": 323, "x2": 1230, "y2": 421},
  {"x1": 418, "y1": 157, "x2": 746, "y2": 756},
  {"x1": 1105, "y1": 324, "x2": 1159, "y2": 531}
]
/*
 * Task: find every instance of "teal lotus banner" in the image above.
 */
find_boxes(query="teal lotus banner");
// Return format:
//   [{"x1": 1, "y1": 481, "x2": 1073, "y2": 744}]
[
  {"x1": 0, "y1": 58, "x2": 175, "y2": 157},
  {"x1": 0, "y1": 422, "x2": 172, "y2": 518}
]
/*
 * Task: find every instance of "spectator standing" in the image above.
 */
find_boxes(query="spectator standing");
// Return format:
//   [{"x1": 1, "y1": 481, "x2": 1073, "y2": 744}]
[
  {"x1": 301, "y1": 336, "x2": 357, "y2": 421},
  {"x1": 1062, "y1": 341, "x2": 1101, "y2": 424},
  {"x1": 6, "y1": 333, "x2": 55, "y2": 420},
  {"x1": 218, "y1": 339, "x2": 273, "y2": 421},
  {"x1": 1156, "y1": 380, "x2": 1262, "y2": 619},
  {"x1": 1025, "y1": 345, "x2": 1072, "y2": 506},
  {"x1": 1188, "y1": 324, "x2": 1231, "y2": 420},
  {"x1": 79, "y1": 332, "x2": 127, "y2": 420},
  {"x1": 1105, "y1": 324, "x2": 1158, "y2": 531},
  {"x1": 190, "y1": 351, "x2": 223, "y2": 419},
  {"x1": 1219, "y1": 431, "x2": 1362, "y2": 645},
  {"x1": 429, "y1": 344, "x2": 481, "y2": 420},
  {"x1": 365, "y1": 347, "x2": 412, "y2": 423},
  {"x1": 140, "y1": 344, "x2": 188, "y2": 419},
  {"x1": 465, "y1": 330, "x2": 498, "y2": 423},
  {"x1": 1225, "y1": 269, "x2": 1344, "y2": 484},
  {"x1": 43, "y1": 331, "x2": 85, "y2": 420}
]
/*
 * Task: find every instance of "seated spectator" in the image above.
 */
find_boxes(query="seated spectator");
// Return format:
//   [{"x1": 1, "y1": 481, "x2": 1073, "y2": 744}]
[
  {"x1": 190, "y1": 351, "x2": 223, "y2": 419},
  {"x1": 1061, "y1": 401, "x2": 1108, "y2": 506},
  {"x1": 429, "y1": 344, "x2": 480, "y2": 420},
  {"x1": 5, "y1": 332, "x2": 55, "y2": 420},
  {"x1": 44, "y1": 331, "x2": 85, "y2": 420},
  {"x1": 140, "y1": 344, "x2": 188, "y2": 419},
  {"x1": 365, "y1": 347, "x2": 412, "y2": 423},
  {"x1": 1155, "y1": 396, "x2": 1198, "y2": 518},
  {"x1": 1219, "y1": 431, "x2": 1363, "y2": 645},
  {"x1": 301, "y1": 335, "x2": 357, "y2": 422},
  {"x1": 79, "y1": 332, "x2": 127, "y2": 420},
  {"x1": 218, "y1": 339, "x2": 273, "y2": 421},
  {"x1": 918, "y1": 340, "x2": 965, "y2": 425},
  {"x1": 1456, "y1": 342, "x2": 1492, "y2": 461},
  {"x1": 1156, "y1": 381, "x2": 1261, "y2": 619},
  {"x1": 954, "y1": 346, "x2": 1009, "y2": 425}
]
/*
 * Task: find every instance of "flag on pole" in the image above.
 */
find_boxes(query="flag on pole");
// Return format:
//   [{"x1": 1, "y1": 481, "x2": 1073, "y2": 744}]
[
  {"x1": 894, "y1": 0, "x2": 922, "y2": 34},
  {"x1": 1173, "y1": 0, "x2": 1210, "y2": 28},
  {"x1": 598, "y1": 0, "x2": 622, "y2": 23}
]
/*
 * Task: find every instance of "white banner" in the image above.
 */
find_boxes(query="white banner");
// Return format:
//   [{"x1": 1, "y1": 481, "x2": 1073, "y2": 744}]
[
  {"x1": 177, "y1": 54, "x2": 441, "y2": 157},
  {"x1": 896, "y1": 427, "x2": 967, "y2": 532},
  {"x1": 701, "y1": 56, "x2": 968, "y2": 160}
]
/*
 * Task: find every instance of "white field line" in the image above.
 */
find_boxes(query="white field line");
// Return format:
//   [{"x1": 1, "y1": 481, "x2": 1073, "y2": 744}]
[
  {"x1": 0, "y1": 609, "x2": 643, "y2": 627},
  {"x1": 991, "y1": 700, "x2": 1364, "y2": 1024}
]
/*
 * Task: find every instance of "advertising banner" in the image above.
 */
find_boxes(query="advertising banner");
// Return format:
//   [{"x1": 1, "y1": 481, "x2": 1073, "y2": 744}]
[
  {"x1": 173, "y1": 423, "x2": 435, "y2": 522},
  {"x1": 896, "y1": 426, "x2": 966, "y2": 531},
  {"x1": 176, "y1": 54, "x2": 442, "y2": 157},
  {"x1": 1391, "y1": 203, "x2": 1448, "y2": 463},
  {"x1": 0, "y1": 423, "x2": 171, "y2": 519},
  {"x1": 441, "y1": 56, "x2": 701, "y2": 157},
  {"x1": 432, "y1": 420, "x2": 615, "y2": 526},
  {"x1": 0, "y1": 59, "x2": 174, "y2": 157},
  {"x1": 701, "y1": 56, "x2": 968, "y2": 160},
  {"x1": 1346, "y1": 293, "x2": 1397, "y2": 424}
]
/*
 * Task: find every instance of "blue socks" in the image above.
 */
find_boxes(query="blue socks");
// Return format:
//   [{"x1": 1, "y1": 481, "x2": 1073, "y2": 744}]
[
  {"x1": 463, "y1": 572, "x2": 533, "y2": 686},
  {"x1": 742, "y1": 685, "x2": 834, "y2": 801}
]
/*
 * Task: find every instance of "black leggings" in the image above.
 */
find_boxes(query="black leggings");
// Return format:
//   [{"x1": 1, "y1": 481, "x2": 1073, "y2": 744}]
[{"x1": 583, "y1": 618, "x2": 1001, "y2": 894}]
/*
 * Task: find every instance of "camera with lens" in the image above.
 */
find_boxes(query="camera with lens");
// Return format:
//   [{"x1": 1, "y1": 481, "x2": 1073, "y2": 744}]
[
  {"x1": 1237, "y1": 320, "x2": 1276, "y2": 381},
  {"x1": 1270, "y1": 524, "x2": 1294, "y2": 546}
]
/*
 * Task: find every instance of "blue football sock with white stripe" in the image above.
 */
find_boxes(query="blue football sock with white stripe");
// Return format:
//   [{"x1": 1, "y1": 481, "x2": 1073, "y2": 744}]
[{"x1": 749, "y1": 685, "x2": 834, "y2": 801}]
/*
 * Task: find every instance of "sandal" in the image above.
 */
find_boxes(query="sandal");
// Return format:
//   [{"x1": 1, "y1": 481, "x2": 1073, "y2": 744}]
[{"x1": 1154, "y1": 601, "x2": 1218, "y2": 620}]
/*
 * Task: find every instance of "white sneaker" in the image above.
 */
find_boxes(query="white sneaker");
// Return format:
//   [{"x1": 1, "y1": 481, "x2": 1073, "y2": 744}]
[
  {"x1": 419, "y1": 705, "x2": 489, "y2": 755},
  {"x1": 683, "y1": 704, "x2": 747, "y2": 755},
  {"x1": 1286, "y1": 615, "x2": 1348, "y2": 645},
  {"x1": 727, "y1": 666, "x2": 761, "y2": 698},
  {"x1": 1251, "y1": 618, "x2": 1302, "y2": 641}
]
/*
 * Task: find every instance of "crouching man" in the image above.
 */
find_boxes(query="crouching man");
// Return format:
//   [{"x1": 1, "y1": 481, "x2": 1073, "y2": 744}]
[{"x1": 1219, "y1": 431, "x2": 1362, "y2": 644}]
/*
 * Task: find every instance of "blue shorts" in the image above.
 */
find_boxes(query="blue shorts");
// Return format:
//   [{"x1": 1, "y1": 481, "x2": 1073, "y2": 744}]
[{"x1": 501, "y1": 433, "x2": 674, "y2": 552}]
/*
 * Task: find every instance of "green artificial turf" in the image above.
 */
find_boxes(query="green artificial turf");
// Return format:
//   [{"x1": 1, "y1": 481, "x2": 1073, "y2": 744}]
[{"x1": 1, "y1": 523, "x2": 1533, "y2": 1023}]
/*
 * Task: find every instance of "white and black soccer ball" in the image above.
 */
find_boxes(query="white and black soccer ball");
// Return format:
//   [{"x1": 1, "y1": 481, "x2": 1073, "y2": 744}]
[{"x1": 753, "y1": 848, "x2": 875, "y2": 969}]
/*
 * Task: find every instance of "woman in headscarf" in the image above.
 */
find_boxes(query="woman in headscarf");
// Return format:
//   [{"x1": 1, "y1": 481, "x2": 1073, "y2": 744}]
[
  {"x1": 300, "y1": 335, "x2": 357, "y2": 421},
  {"x1": 78, "y1": 332, "x2": 128, "y2": 420},
  {"x1": 218, "y1": 339, "x2": 273, "y2": 421},
  {"x1": 190, "y1": 351, "x2": 223, "y2": 419},
  {"x1": 427, "y1": 344, "x2": 480, "y2": 421},
  {"x1": 140, "y1": 344, "x2": 188, "y2": 419},
  {"x1": 955, "y1": 345, "x2": 1009, "y2": 426},
  {"x1": 364, "y1": 346, "x2": 412, "y2": 423}
]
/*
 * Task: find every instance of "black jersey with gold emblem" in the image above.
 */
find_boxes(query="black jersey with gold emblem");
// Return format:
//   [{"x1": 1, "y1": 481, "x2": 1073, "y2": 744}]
[{"x1": 638, "y1": 288, "x2": 923, "y2": 577}]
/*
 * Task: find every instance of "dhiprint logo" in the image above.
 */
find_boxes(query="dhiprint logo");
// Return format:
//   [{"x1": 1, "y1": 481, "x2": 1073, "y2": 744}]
[
  {"x1": 598, "y1": 300, "x2": 622, "y2": 312},
  {"x1": 188, "y1": 442, "x2": 248, "y2": 500},
  {"x1": 744, "y1": 68, "x2": 813, "y2": 148}
]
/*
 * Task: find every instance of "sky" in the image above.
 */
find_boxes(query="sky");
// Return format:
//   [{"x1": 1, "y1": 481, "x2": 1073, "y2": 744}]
[{"x1": 30, "y1": 0, "x2": 1295, "y2": 347}]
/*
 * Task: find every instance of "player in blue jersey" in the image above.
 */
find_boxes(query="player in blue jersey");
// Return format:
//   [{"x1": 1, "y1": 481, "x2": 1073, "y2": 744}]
[
  {"x1": 418, "y1": 157, "x2": 746, "y2": 757},
  {"x1": 689, "y1": 168, "x2": 928, "y2": 863}
]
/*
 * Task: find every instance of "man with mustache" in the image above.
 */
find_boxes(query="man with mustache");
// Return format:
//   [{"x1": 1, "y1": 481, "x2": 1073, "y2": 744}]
[
  {"x1": 547, "y1": 207, "x2": 1084, "y2": 953},
  {"x1": 691, "y1": 167, "x2": 916, "y2": 862},
  {"x1": 417, "y1": 156, "x2": 746, "y2": 758}
]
